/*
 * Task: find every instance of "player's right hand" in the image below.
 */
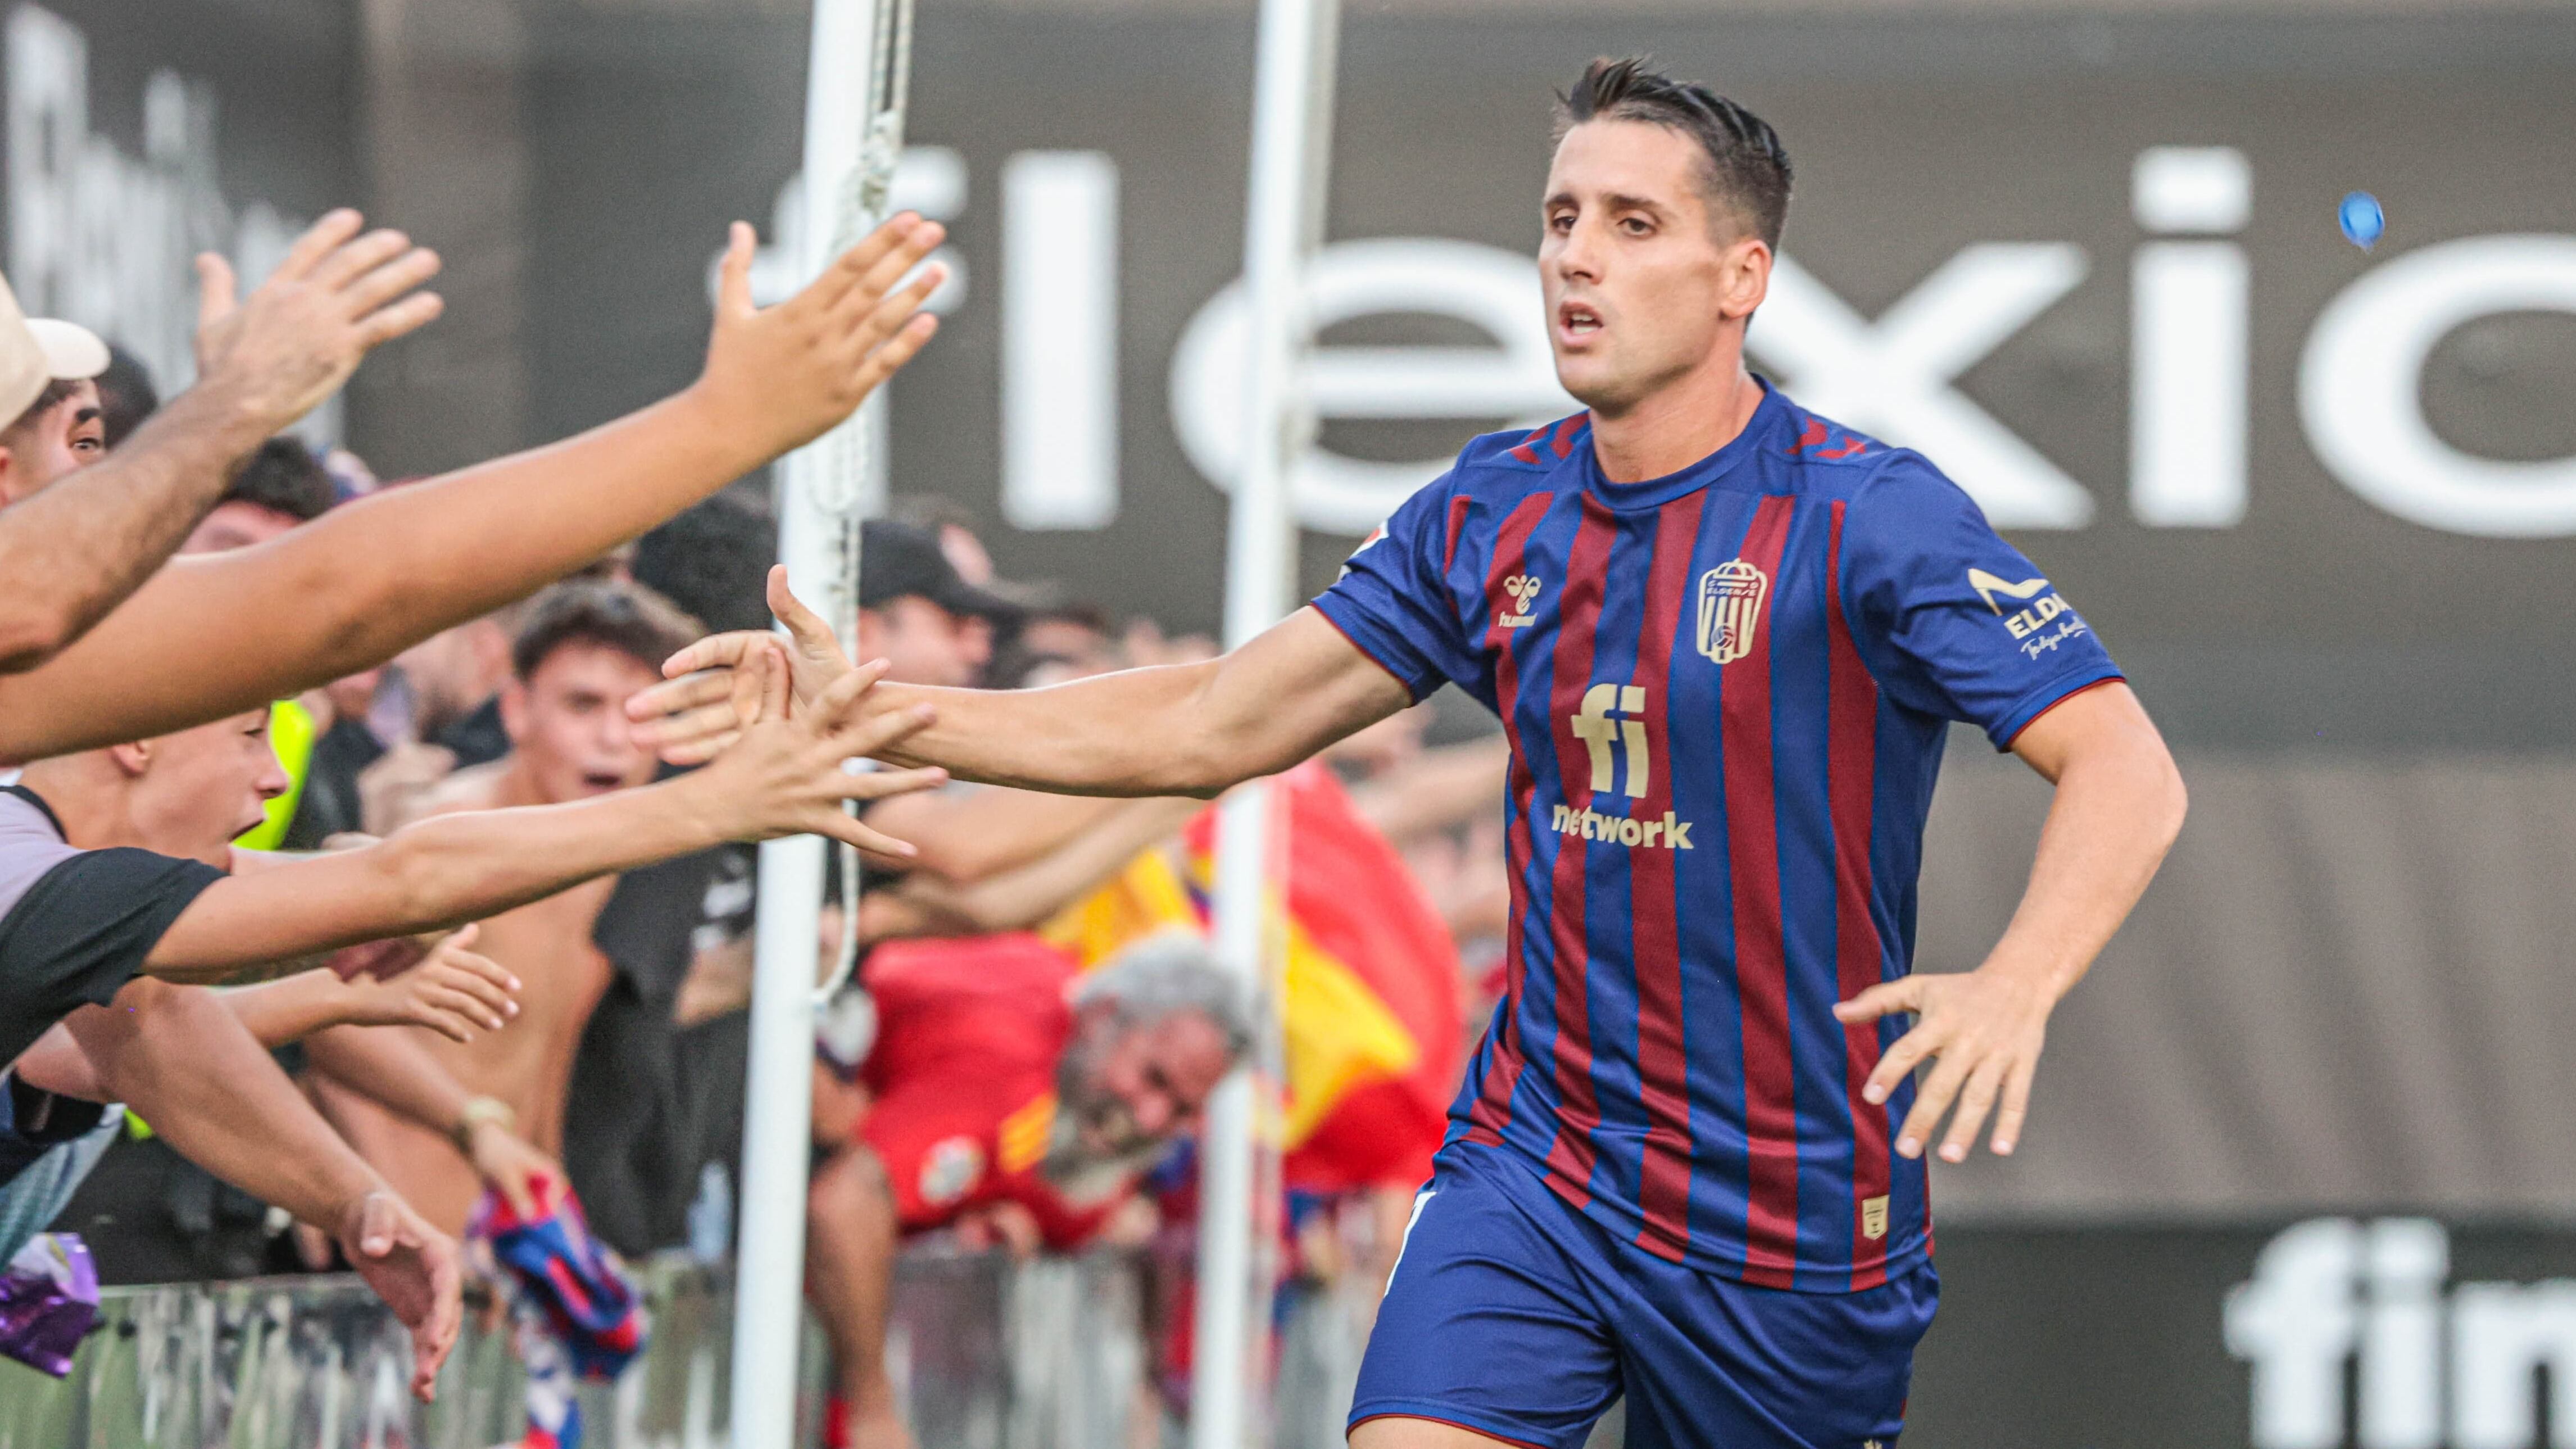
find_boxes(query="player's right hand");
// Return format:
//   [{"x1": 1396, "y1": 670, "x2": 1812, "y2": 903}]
[
  {"x1": 334, "y1": 1189, "x2": 462, "y2": 1402},
  {"x1": 691, "y1": 646, "x2": 946, "y2": 859},
  {"x1": 692, "y1": 215, "x2": 946, "y2": 461},
  {"x1": 629, "y1": 565, "x2": 860, "y2": 765},
  {"x1": 194, "y1": 209, "x2": 445, "y2": 431}
]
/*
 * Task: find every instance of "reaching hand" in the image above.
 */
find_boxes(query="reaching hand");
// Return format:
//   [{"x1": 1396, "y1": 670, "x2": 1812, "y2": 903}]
[
  {"x1": 334, "y1": 1188, "x2": 462, "y2": 1401},
  {"x1": 695, "y1": 215, "x2": 946, "y2": 461},
  {"x1": 193, "y1": 210, "x2": 445, "y2": 433},
  {"x1": 1833, "y1": 966, "x2": 2055, "y2": 1164},
  {"x1": 341, "y1": 924, "x2": 520, "y2": 1041},
  {"x1": 463, "y1": 1120, "x2": 561, "y2": 1223},
  {"x1": 690, "y1": 647, "x2": 946, "y2": 859},
  {"x1": 629, "y1": 566, "x2": 859, "y2": 765}
]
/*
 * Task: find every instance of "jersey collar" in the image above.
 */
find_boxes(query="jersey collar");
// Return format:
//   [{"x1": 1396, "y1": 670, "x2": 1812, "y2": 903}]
[{"x1": 1577, "y1": 375, "x2": 1790, "y2": 514}]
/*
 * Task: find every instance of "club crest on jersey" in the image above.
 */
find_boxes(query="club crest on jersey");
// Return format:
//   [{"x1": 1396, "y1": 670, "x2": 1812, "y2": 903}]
[
  {"x1": 919, "y1": 1137, "x2": 986, "y2": 1207},
  {"x1": 1696, "y1": 560, "x2": 1770, "y2": 664},
  {"x1": 1497, "y1": 574, "x2": 1541, "y2": 629}
]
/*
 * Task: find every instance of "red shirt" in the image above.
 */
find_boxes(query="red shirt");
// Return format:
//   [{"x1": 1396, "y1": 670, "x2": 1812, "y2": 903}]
[{"x1": 856, "y1": 934, "x2": 1124, "y2": 1249}]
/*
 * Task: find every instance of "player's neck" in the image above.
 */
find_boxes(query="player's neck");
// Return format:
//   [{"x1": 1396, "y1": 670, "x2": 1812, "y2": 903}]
[{"x1": 1587, "y1": 358, "x2": 1765, "y2": 485}]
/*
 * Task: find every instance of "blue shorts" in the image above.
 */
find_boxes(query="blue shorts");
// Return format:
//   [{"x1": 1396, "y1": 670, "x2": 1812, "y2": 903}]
[{"x1": 1350, "y1": 1142, "x2": 1937, "y2": 1449}]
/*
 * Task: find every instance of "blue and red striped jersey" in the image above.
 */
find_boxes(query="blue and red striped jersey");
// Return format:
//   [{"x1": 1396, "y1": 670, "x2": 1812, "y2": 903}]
[{"x1": 1312, "y1": 381, "x2": 2122, "y2": 1291}]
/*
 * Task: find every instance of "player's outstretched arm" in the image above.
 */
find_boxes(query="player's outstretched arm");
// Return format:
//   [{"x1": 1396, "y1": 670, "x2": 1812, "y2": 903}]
[
  {"x1": 1833, "y1": 681, "x2": 2185, "y2": 1165},
  {"x1": 0, "y1": 210, "x2": 441, "y2": 675},
  {"x1": 0, "y1": 216, "x2": 945, "y2": 762},
  {"x1": 634, "y1": 567, "x2": 1414, "y2": 798},
  {"x1": 143, "y1": 653, "x2": 945, "y2": 978}
]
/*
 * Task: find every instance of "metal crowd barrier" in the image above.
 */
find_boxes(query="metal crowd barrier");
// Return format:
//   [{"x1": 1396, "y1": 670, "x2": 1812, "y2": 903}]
[{"x1": 0, "y1": 1247, "x2": 1147, "y2": 1449}]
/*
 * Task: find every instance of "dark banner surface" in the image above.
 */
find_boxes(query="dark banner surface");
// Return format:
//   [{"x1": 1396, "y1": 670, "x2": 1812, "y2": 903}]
[
  {"x1": 1912, "y1": 1218, "x2": 2576, "y2": 1449},
  {"x1": 519, "y1": 2, "x2": 2576, "y2": 748}
]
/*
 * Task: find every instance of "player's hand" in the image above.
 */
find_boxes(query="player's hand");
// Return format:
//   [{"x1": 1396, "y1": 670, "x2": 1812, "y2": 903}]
[
  {"x1": 334, "y1": 1188, "x2": 462, "y2": 1401},
  {"x1": 691, "y1": 647, "x2": 946, "y2": 857},
  {"x1": 692, "y1": 216, "x2": 945, "y2": 461},
  {"x1": 464, "y1": 1121, "x2": 560, "y2": 1223},
  {"x1": 1833, "y1": 965, "x2": 2055, "y2": 1163},
  {"x1": 341, "y1": 925, "x2": 521, "y2": 1041},
  {"x1": 630, "y1": 567, "x2": 860, "y2": 765},
  {"x1": 194, "y1": 210, "x2": 444, "y2": 432}
]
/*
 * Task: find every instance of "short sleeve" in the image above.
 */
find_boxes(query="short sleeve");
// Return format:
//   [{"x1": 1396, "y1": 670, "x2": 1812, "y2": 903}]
[
  {"x1": 1838, "y1": 456, "x2": 2124, "y2": 750},
  {"x1": 860, "y1": 1080, "x2": 1005, "y2": 1229},
  {"x1": 1310, "y1": 475, "x2": 1480, "y2": 701},
  {"x1": 0, "y1": 848, "x2": 225, "y2": 1064}
]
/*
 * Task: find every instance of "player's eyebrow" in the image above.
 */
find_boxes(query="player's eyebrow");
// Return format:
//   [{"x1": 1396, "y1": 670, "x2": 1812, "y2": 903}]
[
  {"x1": 71, "y1": 406, "x2": 100, "y2": 427},
  {"x1": 1543, "y1": 188, "x2": 1675, "y2": 221},
  {"x1": 1600, "y1": 191, "x2": 1671, "y2": 219}
]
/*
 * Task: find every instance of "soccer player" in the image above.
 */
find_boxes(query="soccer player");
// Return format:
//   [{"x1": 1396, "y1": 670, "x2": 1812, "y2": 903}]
[{"x1": 638, "y1": 56, "x2": 2187, "y2": 1448}]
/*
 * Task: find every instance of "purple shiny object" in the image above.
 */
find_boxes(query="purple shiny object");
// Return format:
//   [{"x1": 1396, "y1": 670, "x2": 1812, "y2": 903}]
[{"x1": 0, "y1": 1233, "x2": 99, "y2": 1377}]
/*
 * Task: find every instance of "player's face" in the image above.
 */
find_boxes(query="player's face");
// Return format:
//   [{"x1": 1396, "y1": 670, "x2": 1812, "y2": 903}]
[
  {"x1": 127, "y1": 709, "x2": 292, "y2": 865},
  {"x1": 1063, "y1": 1008, "x2": 1236, "y2": 1159},
  {"x1": 0, "y1": 381, "x2": 105, "y2": 503},
  {"x1": 1540, "y1": 121, "x2": 1770, "y2": 417},
  {"x1": 500, "y1": 642, "x2": 664, "y2": 804}
]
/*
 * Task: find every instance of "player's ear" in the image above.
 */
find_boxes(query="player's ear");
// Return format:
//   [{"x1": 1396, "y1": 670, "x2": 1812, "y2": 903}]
[
  {"x1": 1720, "y1": 234, "x2": 1772, "y2": 321},
  {"x1": 108, "y1": 740, "x2": 152, "y2": 777}
]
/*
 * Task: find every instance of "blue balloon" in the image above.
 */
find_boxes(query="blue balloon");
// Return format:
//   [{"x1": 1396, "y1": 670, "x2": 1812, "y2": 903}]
[{"x1": 2339, "y1": 191, "x2": 2384, "y2": 249}]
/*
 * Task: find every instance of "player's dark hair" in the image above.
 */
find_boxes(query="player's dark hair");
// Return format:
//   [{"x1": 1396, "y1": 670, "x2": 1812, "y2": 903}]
[
  {"x1": 511, "y1": 578, "x2": 704, "y2": 682},
  {"x1": 221, "y1": 437, "x2": 337, "y2": 524},
  {"x1": 1555, "y1": 56, "x2": 1793, "y2": 250}
]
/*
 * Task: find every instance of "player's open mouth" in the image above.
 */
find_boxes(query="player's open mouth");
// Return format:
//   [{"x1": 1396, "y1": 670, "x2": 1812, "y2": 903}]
[
  {"x1": 579, "y1": 769, "x2": 628, "y2": 792},
  {"x1": 1557, "y1": 302, "x2": 1604, "y2": 342}
]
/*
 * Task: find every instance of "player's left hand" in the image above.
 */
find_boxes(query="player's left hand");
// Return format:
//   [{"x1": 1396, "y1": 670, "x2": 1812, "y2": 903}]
[{"x1": 1832, "y1": 966, "x2": 2055, "y2": 1163}]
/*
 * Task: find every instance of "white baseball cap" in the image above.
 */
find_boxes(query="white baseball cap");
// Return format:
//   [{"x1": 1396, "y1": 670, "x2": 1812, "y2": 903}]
[{"x1": 0, "y1": 271, "x2": 109, "y2": 428}]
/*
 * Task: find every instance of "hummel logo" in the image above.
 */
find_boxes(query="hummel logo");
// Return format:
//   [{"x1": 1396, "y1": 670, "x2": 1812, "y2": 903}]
[{"x1": 1497, "y1": 573, "x2": 1541, "y2": 629}]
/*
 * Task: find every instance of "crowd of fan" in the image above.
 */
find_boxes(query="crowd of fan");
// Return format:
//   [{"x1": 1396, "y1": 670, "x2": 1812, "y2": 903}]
[{"x1": 0, "y1": 206, "x2": 1505, "y2": 1449}]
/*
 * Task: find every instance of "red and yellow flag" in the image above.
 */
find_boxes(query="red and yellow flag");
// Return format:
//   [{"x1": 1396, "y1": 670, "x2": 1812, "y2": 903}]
[{"x1": 1040, "y1": 761, "x2": 1465, "y2": 1193}]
